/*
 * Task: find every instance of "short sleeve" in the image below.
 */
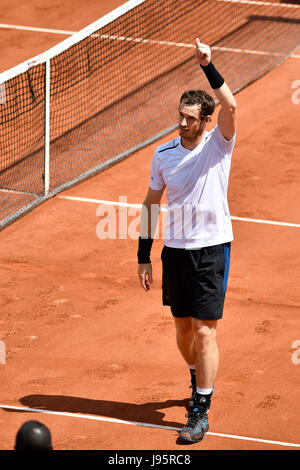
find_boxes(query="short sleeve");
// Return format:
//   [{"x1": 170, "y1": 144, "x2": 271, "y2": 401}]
[
  {"x1": 211, "y1": 125, "x2": 236, "y2": 157},
  {"x1": 149, "y1": 149, "x2": 166, "y2": 190}
]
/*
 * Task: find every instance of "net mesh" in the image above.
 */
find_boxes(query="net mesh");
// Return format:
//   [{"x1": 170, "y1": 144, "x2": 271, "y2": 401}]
[{"x1": 0, "y1": 0, "x2": 300, "y2": 229}]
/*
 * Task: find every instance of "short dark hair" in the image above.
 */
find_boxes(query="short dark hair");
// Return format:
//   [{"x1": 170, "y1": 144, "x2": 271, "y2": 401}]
[
  {"x1": 180, "y1": 90, "x2": 215, "y2": 119},
  {"x1": 15, "y1": 420, "x2": 53, "y2": 451}
]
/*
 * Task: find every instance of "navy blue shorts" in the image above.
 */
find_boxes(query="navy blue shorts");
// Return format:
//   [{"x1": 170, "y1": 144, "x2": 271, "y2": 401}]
[{"x1": 161, "y1": 243, "x2": 231, "y2": 321}]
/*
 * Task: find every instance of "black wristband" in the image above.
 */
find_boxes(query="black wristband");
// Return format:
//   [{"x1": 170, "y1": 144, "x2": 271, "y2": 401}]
[
  {"x1": 137, "y1": 237, "x2": 153, "y2": 264},
  {"x1": 200, "y1": 62, "x2": 225, "y2": 89}
]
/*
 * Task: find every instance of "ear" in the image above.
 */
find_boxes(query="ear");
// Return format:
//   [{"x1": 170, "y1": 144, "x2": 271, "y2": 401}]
[{"x1": 201, "y1": 115, "x2": 212, "y2": 127}]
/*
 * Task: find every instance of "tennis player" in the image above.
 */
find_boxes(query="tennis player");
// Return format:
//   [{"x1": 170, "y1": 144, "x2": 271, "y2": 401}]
[{"x1": 137, "y1": 39, "x2": 237, "y2": 443}]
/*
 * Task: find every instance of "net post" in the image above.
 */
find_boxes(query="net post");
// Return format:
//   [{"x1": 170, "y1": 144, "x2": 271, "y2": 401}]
[{"x1": 44, "y1": 58, "x2": 50, "y2": 195}]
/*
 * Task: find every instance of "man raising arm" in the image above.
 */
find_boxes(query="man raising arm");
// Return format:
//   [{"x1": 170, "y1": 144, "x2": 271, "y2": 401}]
[
  {"x1": 195, "y1": 38, "x2": 237, "y2": 140},
  {"x1": 137, "y1": 39, "x2": 237, "y2": 444}
]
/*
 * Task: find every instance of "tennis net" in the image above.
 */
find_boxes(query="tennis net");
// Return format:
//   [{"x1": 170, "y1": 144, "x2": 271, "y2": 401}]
[{"x1": 0, "y1": 0, "x2": 299, "y2": 229}]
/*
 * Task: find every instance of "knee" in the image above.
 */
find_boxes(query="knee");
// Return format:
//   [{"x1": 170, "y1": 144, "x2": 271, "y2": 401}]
[
  {"x1": 175, "y1": 318, "x2": 193, "y2": 337},
  {"x1": 193, "y1": 323, "x2": 217, "y2": 350}
]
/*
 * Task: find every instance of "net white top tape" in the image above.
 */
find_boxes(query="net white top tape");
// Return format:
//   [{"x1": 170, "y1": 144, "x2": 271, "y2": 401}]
[{"x1": 0, "y1": 0, "x2": 146, "y2": 83}]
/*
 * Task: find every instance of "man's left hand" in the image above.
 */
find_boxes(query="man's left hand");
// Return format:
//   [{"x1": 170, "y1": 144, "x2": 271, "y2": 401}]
[{"x1": 195, "y1": 38, "x2": 211, "y2": 66}]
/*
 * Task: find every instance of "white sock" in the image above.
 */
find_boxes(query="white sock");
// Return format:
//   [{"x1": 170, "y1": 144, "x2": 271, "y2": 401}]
[{"x1": 196, "y1": 387, "x2": 213, "y2": 395}]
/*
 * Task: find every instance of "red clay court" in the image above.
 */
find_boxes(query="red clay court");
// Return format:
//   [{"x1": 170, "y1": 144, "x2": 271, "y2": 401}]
[{"x1": 0, "y1": 0, "x2": 300, "y2": 452}]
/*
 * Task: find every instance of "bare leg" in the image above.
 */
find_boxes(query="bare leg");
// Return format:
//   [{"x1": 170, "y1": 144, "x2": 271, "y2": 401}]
[
  {"x1": 173, "y1": 317, "x2": 196, "y2": 366},
  {"x1": 179, "y1": 318, "x2": 218, "y2": 443},
  {"x1": 192, "y1": 319, "x2": 218, "y2": 389}
]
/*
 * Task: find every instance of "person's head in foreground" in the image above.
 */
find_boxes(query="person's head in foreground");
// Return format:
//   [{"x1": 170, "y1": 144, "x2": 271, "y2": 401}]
[{"x1": 14, "y1": 420, "x2": 53, "y2": 451}]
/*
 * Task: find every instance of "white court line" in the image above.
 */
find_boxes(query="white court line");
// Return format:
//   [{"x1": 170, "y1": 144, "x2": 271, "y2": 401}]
[
  {"x1": 1, "y1": 404, "x2": 300, "y2": 448},
  {"x1": 0, "y1": 188, "x2": 38, "y2": 196},
  {"x1": 230, "y1": 215, "x2": 300, "y2": 228},
  {"x1": 60, "y1": 195, "x2": 143, "y2": 210},
  {"x1": 0, "y1": 23, "x2": 299, "y2": 59},
  {"x1": 0, "y1": 23, "x2": 74, "y2": 35},
  {"x1": 59, "y1": 195, "x2": 300, "y2": 228}
]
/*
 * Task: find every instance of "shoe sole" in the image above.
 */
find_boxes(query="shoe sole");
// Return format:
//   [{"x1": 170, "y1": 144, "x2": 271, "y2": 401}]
[{"x1": 179, "y1": 424, "x2": 209, "y2": 444}]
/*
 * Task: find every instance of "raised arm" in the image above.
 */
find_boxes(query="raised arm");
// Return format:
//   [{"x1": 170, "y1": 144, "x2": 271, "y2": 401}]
[{"x1": 195, "y1": 38, "x2": 237, "y2": 140}]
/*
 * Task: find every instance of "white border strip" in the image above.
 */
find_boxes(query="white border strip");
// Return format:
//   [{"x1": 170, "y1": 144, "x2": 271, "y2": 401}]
[
  {"x1": 218, "y1": 0, "x2": 300, "y2": 8},
  {"x1": 1, "y1": 404, "x2": 300, "y2": 448},
  {"x1": 59, "y1": 196, "x2": 300, "y2": 228},
  {"x1": 0, "y1": 24, "x2": 299, "y2": 60},
  {"x1": 60, "y1": 196, "x2": 144, "y2": 210},
  {"x1": 230, "y1": 215, "x2": 300, "y2": 228},
  {"x1": 0, "y1": 23, "x2": 75, "y2": 35}
]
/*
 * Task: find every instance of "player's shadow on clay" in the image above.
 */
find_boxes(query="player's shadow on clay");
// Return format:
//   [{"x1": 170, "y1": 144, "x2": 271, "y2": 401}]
[{"x1": 9, "y1": 395, "x2": 187, "y2": 430}]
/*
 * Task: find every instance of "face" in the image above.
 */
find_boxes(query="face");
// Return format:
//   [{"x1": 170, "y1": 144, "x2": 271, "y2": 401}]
[{"x1": 178, "y1": 103, "x2": 209, "y2": 140}]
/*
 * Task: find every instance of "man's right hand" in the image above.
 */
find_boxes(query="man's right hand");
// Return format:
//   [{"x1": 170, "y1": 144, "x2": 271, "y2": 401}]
[{"x1": 138, "y1": 263, "x2": 153, "y2": 291}]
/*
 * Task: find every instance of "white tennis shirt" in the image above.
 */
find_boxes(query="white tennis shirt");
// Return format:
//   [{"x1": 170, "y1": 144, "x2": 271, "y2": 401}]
[{"x1": 149, "y1": 125, "x2": 236, "y2": 249}]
